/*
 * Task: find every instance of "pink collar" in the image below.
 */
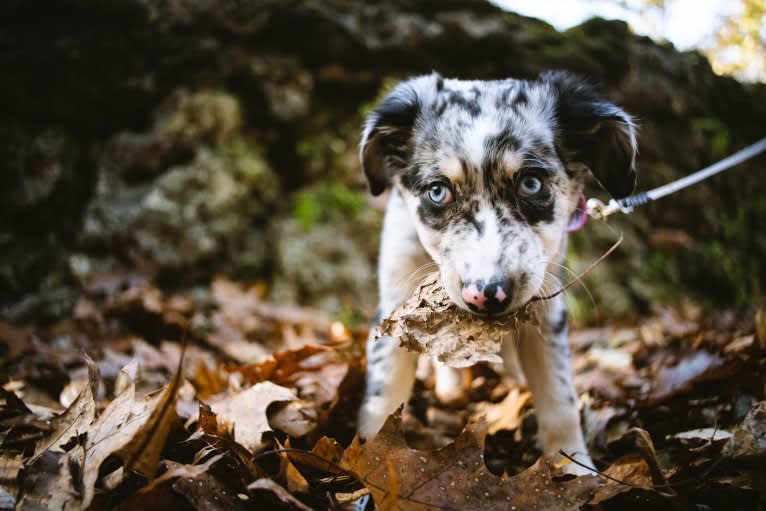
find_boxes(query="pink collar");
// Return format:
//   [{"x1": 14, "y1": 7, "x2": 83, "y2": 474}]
[{"x1": 565, "y1": 193, "x2": 588, "y2": 233}]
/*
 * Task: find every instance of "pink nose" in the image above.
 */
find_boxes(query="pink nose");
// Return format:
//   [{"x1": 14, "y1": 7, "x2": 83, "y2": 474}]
[
  {"x1": 462, "y1": 282, "x2": 487, "y2": 310},
  {"x1": 461, "y1": 278, "x2": 513, "y2": 314}
]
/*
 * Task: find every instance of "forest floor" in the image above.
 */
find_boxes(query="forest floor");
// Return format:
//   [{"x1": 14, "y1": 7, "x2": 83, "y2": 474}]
[{"x1": 1, "y1": 270, "x2": 765, "y2": 510}]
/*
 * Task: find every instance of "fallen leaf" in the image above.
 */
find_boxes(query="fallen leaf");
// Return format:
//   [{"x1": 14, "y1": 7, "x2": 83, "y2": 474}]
[
  {"x1": 29, "y1": 354, "x2": 99, "y2": 463},
  {"x1": 231, "y1": 344, "x2": 331, "y2": 385},
  {"x1": 589, "y1": 455, "x2": 654, "y2": 505},
  {"x1": 17, "y1": 450, "x2": 82, "y2": 510},
  {"x1": 588, "y1": 346, "x2": 633, "y2": 372},
  {"x1": 617, "y1": 428, "x2": 667, "y2": 486},
  {"x1": 378, "y1": 273, "x2": 528, "y2": 367},
  {"x1": 141, "y1": 454, "x2": 224, "y2": 495},
  {"x1": 281, "y1": 443, "x2": 310, "y2": 493},
  {"x1": 340, "y1": 410, "x2": 601, "y2": 510},
  {"x1": 0, "y1": 453, "x2": 23, "y2": 508},
  {"x1": 669, "y1": 428, "x2": 733, "y2": 443},
  {"x1": 475, "y1": 387, "x2": 531, "y2": 434},
  {"x1": 209, "y1": 381, "x2": 296, "y2": 452},
  {"x1": 172, "y1": 466, "x2": 245, "y2": 511},
  {"x1": 232, "y1": 344, "x2": 353, "y2": 439},
  {"x1": 268, "y1": 400, "x2": 317, "y2": 438},
  {"x1": 198, "y1": 402, "x2": 220, "y2": 435},
  {"x1": 21, "y1": 357, "x2": 182, "y2": 510},
  {"x1": 285, "y1": 436, "x2": 347, "y2": 475},
  {"x1": 0, "y1": 322, "x2": 34, "y2": 360},
  {"x1": 247, "y1": 478, "x2": 313, "y2": 511},
  {"x1": 723, "y1": 401, "x2": 766, "y2": 460},
  {"x1": 648, "y1": 350, "x2": 741, "y2": 405},
  {"x1": 723, "y1": 335, "x2": 754, "y2": 354},
  {"x1": 117, "y1": 346, "x2": 183, "y2": 477}
]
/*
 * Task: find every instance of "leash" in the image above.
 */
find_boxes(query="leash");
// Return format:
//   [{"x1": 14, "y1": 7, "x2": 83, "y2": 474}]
[{"x1": 583, "y1": 137, "x2": 766, "y2": 222}]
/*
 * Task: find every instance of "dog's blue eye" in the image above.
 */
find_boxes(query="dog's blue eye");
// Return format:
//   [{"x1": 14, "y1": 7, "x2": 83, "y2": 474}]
[
  {"x1": 427, "y1": 183, "x2": 453, "y2": 205},
  {"x1": 517, "y1": 176, "x2": 543, "y2": 197}
]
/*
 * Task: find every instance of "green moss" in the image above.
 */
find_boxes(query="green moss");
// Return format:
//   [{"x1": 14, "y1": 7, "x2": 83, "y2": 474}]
[
  {"x1": 222, "y1": 139, "x2": 280, "y2": 209},
  {"x1": 293, "y1": 182, "x2": 366, "y2": 232},
  {"x1": 691, "y1": 118, "x2": 730, "y2": 158}
]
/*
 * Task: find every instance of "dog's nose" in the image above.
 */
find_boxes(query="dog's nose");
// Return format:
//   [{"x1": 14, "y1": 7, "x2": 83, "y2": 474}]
[{"x1": 461, "y1": 277, "x2": 513, "y2": 315}]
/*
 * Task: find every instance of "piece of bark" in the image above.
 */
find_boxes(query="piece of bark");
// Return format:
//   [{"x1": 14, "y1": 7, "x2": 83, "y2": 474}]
[{"x1": 378, "y1": 273, "x2": 537, "y2": 368}]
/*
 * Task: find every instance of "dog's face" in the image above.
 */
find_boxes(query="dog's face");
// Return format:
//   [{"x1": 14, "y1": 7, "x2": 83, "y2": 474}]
[{"x1": 361, "y1": 72, "x2": 637, "y2": 315}]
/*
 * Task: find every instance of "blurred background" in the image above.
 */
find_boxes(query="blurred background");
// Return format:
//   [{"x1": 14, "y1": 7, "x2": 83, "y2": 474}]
[{"x1": 1, "y1": 0, "x2": 765, "y2": 327}]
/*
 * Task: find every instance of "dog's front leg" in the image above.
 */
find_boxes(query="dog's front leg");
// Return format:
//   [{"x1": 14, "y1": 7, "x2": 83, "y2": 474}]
[
  {"x1": 358, "y1": 190, "x2": 430, "y2": 439},
  {"x1": 514, "y1": 296, "x2": 593, "y2": 474}
]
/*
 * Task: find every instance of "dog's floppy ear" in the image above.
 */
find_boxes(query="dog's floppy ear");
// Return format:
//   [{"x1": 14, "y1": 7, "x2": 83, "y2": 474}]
[
  {"x1": 544, "y1": 71, "x2": 638, "y2": 199},
  {"x1": 360, "y1": 79, "x2": 424, "y2": 196}
]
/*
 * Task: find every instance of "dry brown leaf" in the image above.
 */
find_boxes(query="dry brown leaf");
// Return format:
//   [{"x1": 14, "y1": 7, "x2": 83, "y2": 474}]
[
  {"x1": 378, "y1": 272, "x2": 529, "y2": 367},
  {"x1": 340, "y1": 410, "x2": 601, "y2": 511},
  {"x1": 0, "y1": 453, "x2": 23, "y2": 508},
  {"x1": 648, "y1": 350, "x2": 741, "y2": 405},
  {"x1": 475, "y1": 387, "x2": 531, "y2": 434},
  {"x1": 140, "y1": 454, "x2": 224, "y2": 495},
  {"x1": 0, "y1": 322, "x2": 34, "y2": 360},
  {"x1": 198, "y1": 402, "x2": 220, "y2": 435},
  {"x1": 231, "y1": 344, "x2": 331, "y2": 385},
  {"x1": 231, "y1": 344, "x2": 352, "y2": 438},
  {"x1": 205, "y1": 312, "x2": 271, "y2": 364},
  {"x1": 285, "y1": 436, "x2": 347, "y2": 475},
  {"x1": 617, "y1": 428, "x2": 667, "y2": 486},
  {"x1": 209, "y1": 381, "x2": 296, "y2": 452},
  {"x1": 117, "y1": 349, "x2": 183, "y2": 477},
  {"x1": 268, "y1": 400, "x2": 317, "y2": 438},
  {"x1": 29, "y1": 354, "x2": 99, "y2": 463},
  {"x1": 17, "y1": 450, "x2": 80, "y2": 510},
  {"x1": 20, "y1": 358, "x2": 182, "y2": 510},
  {"x1": 285, "y1": 455, "x2": 311, "y2": 494},
  {"x1": 589, "y1": 455, "x2": 654, "y2": 505},
  {"x1": 247, "y1": 478, "x2": 313, "y2": 511},
  {"x1": 723, "y1": 401, "x2": 766, "y2": 460},
  {"x1": 172, "y1": 466, "x2": 245, "y2": 511},
  {"x1": 74, "y1": 384, "x2": 139, "y2": 507},
  {"x1": 208, "y1": 277, "x2": 333, "y2": 362}
]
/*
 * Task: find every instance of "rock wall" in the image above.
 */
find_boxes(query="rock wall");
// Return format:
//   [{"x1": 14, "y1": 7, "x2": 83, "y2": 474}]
[{"x1": 2, "y1": 0, "x2": 765, "y2": 322}]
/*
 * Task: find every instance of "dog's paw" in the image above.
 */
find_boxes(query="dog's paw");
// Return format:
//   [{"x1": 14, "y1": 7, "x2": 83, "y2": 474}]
[{"x1": 357, "y1": 396, "x2": 393, "y2": 440}]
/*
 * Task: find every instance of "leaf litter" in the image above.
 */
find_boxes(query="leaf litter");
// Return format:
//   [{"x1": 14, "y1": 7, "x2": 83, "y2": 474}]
[{"x1": 0, "y1": 272, "x2": 765, "y2": 510}]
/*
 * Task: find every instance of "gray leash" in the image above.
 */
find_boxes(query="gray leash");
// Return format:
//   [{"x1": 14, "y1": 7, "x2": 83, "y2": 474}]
[{"x1": 587, "y1": 137, "x2": 766, "y2": 220}]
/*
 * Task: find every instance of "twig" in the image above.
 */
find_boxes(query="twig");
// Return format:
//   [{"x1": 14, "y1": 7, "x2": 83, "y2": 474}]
[{"x1": 529, "y1": 233, "x2": 623, "y2": 303}]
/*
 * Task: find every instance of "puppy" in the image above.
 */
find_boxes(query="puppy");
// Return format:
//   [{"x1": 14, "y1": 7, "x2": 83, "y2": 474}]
[{"x1": 357, "y1": 71, "x2": 637, "y2": 473}]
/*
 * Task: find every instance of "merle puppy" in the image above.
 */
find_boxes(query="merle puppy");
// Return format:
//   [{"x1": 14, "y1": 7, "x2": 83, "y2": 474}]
[{"x1": 357, "y1": 71, "x2": 637, "y2": 473}]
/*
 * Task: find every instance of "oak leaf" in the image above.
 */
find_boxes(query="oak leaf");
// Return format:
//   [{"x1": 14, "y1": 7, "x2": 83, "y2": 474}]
[
  {"x1": 340, "y1": 410, "x2": 601, "y2": 511},
  {"x1": 209, "y1": 381, "x2": 296, "y2": 452},
  {"x1": 20, "y1": 359, "x2": 182, "y2": 510}
]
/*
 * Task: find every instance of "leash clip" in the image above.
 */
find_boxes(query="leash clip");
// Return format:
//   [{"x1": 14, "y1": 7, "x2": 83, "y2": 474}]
[{"x1": 586, "y1": 198, "x2": 633, "y2": 220}]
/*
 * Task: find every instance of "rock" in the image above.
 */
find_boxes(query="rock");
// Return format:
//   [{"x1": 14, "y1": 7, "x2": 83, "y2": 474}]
[
  {"x1": 249, "y1": 55, "x2": 314, "y2": 122},
  {"x1": 80, "y1": 89, "x2": 278, "y2": 278},
  {"x1": 0, "y1": 126, "x2": 82, "y2": 308},
  {"x1": 1, "y1": 0, "x2": 765, "y2": 320},
  {"x1": 271, "y1": 184, "x2": 382, "y2": 316}
]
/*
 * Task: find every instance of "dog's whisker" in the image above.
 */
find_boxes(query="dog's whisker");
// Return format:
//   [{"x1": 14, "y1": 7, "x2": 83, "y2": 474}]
[
  {"x1": 539, "y1": 259, "x2": 596, "y2": 306},
  {"x1": 546, "y1": 267, "x2": 597, "y2": 309},
  {"x1": 393, "y1": 261, "x2": 438, "y2": 289},
  {"x1": 397, "y1": 263, "x2": 440, "y2": 301}
]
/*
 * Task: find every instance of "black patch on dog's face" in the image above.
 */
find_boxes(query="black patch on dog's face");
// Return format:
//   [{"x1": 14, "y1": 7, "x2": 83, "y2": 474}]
[{"x1": 440, "y1": 86, "x2": 482, "y2": 118}]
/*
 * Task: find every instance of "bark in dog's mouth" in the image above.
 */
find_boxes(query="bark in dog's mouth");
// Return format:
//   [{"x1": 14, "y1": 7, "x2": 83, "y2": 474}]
[{"x1": 377, "y1": 272, "x2": 540, "y2": 368}]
